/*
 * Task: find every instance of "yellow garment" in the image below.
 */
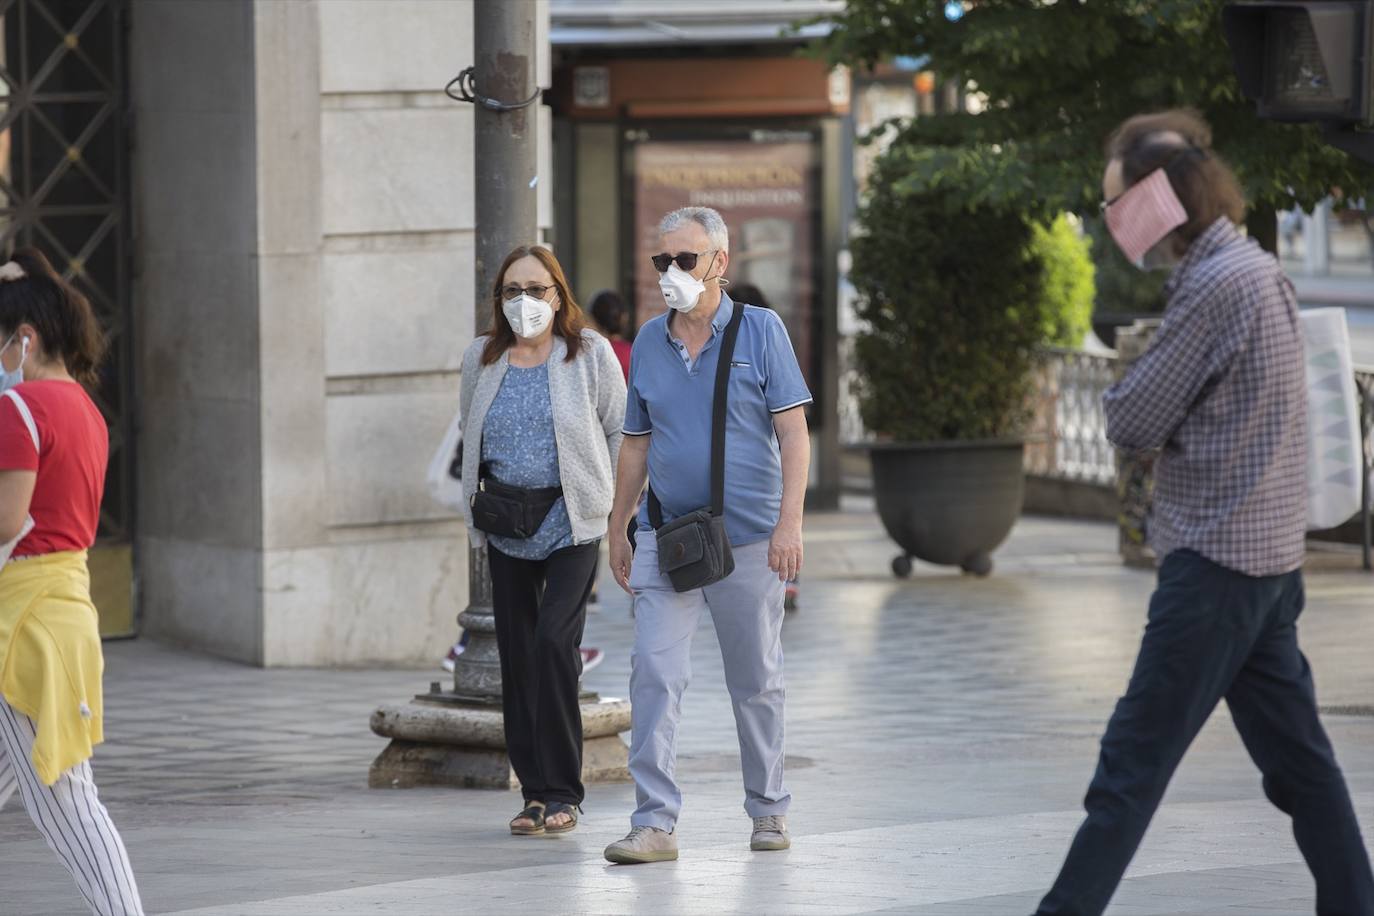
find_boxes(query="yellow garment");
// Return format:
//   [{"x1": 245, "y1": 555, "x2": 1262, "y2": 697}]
[{"x1": 0, "y1": 551, "x2": 103, "y2": 785}]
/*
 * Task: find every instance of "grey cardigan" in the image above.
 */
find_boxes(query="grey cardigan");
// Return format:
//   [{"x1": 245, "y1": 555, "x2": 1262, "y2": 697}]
[{"x1": 459, "y1": 330, "x2": 626, "y2": 548}]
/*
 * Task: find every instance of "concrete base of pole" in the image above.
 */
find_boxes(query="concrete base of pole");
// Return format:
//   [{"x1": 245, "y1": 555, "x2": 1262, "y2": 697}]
[{"x1": 368, "y1": 696, "x2": 632, "y2": 790}]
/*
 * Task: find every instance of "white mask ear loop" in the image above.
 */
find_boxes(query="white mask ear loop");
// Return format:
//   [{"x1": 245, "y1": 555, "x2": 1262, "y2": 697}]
[
  {"x1": 0, "y1": 332, "x2": 25, "y2": 362},
  {"x1": 0, "y1": 332, "x2": 28, "y2": 392}
]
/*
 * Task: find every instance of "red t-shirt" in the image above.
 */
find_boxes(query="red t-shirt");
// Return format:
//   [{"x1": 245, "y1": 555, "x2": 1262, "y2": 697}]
[
  {"x1": 610, "y1": 338, "x2": 632, "y2": 382},
  {"x1": 0, "y1": 380, "x2": 108, "y2": 557}
]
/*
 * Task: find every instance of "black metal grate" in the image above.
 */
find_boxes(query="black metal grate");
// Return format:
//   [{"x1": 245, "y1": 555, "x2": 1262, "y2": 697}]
[{"x1": 0, "y1": 0, "x2": 131, "y2": 543}]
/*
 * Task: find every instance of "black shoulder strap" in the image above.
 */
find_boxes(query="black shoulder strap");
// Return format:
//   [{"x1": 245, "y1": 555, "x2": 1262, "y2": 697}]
[{"x1": 648, "y1": 301, "x2": 746, "y2": 527}]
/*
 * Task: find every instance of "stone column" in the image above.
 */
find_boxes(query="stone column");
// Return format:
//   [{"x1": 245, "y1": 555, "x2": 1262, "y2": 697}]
[
  {"x1": 132, "y1": 0, "x2": 474, "y2": 667},
  {"x1": 1114, "y1": 319, "x2": 1162, "y2": 569}
]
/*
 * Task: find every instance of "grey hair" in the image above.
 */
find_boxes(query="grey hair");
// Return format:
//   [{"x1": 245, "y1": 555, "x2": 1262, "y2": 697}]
[{"x1": 658, "y1": 207, "x2": 729, "y2": 253}]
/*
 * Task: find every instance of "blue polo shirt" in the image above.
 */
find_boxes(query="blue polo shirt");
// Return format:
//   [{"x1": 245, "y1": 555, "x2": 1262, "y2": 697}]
[{"x1": 624, "y1": 294, "x2": 812, "y2": 546}]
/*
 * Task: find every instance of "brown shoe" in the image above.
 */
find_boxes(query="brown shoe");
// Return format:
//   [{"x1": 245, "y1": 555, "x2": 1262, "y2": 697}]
[
  {"x1": 509, "y1": 802, "x2": 545, "y2": 836},
  {"x1": 544, "y1": 802, "x2": 580, "y2": 835}
]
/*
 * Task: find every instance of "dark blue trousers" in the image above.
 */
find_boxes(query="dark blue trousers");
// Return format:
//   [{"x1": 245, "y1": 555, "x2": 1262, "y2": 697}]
[{"x1": 1039, "y1": 550, "x2": 1374, "y2": 916}]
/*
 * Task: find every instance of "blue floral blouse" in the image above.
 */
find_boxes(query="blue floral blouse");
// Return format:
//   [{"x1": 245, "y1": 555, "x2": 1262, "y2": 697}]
[{"x1": 480, "y1": 363, "x2": 574, "y2": 560}]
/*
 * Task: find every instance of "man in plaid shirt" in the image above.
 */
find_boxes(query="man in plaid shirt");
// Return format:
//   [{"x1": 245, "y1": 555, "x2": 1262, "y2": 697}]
[{"x1": 1038, "y1": 111, "x2": 1374, "y2": 916}]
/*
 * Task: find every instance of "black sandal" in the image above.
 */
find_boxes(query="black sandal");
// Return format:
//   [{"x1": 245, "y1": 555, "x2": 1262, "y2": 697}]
[
  {"x1": 509, "y1": 802, "x2": 546, "y2": 836},
  {"x1": 543, "y1": 802, "x2": 581, "y2": 835}
]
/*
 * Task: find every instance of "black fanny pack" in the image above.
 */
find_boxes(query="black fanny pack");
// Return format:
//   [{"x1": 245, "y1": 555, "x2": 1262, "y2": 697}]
[
  {"x1": 471, "y1": 472, "x2": 563, "y2": 540},
  {"x1": 648, "y1": 302, "x2": 744, "y2": 592}
]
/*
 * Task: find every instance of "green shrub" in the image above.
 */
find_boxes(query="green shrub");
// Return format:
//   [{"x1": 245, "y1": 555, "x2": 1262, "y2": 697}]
[
  {"x1": 1029, "y1": 214, "x2": 1095, "y2": 348},
  {"x1": 850, "y1": 145, "x2": 1095, "y2": 441}
]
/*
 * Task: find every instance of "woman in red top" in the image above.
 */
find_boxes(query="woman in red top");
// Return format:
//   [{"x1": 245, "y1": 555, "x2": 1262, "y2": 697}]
[
  {"x1": 589, "y1": 289, "x2": 632, "y2": 382},
  {"x1": 0, "y1": 248, "x2": 143, "y2": 915}
]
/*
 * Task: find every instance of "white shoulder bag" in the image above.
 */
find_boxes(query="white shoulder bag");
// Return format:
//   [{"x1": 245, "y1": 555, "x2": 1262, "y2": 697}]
[
  {"x1": 0, "y1": 389, "x2": 39, "y2": 564},
  {"x1": 1301, "y1": 308, "x2": 1364, "y2": 530},
  {"x1": 426, "y1": 402, "x2": 465, "y2": 512}
]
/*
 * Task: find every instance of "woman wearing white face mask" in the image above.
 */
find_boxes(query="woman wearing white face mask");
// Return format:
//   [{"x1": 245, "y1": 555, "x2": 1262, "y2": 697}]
[
  {"x1": 457, "y1": 245, "x2": 626, "y2": 836},
  {"x1": 0, "y1": 248, "x2": 143, "y2": 915}
]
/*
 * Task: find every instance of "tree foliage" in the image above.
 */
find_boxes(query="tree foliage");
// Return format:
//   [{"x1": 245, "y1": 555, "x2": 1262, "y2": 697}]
[
  {"x1": 817, "y1": 0, "x2": 1374, "y2": 219},
  {"x1": 850, "y1": 144, "x2": 1086, "y2": 440}
]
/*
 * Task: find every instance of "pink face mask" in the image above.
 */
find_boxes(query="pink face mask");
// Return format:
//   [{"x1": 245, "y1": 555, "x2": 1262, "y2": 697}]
[{"x1": 1104, "y1": 167, "x2": 1187, "y2": 267}]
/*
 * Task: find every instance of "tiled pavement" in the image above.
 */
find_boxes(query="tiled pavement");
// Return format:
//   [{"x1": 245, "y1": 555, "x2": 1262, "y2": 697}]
[{"x1": 3, "y1": 503, "x2": 1374, "y2": 914}]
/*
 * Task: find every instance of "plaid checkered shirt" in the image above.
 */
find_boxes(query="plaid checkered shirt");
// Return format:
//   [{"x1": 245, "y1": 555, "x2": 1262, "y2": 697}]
[{"x1": 1103, "y1": 218, "x2": 1307, "y2": 577}]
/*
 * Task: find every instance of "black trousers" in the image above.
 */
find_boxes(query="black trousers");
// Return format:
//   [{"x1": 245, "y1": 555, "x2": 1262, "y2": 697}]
[
  {"x1": 1039, "y1": 550, "x2": 1374, "y2": 916},
  {"x1": 488, "y1": 540, "x2": 598, "y2": 806}
]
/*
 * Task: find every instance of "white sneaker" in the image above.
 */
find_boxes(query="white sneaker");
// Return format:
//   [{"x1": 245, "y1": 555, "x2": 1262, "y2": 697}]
[
  {"x1": 751, "y1": 815, "x2": 790, "y2": 851},
  {"x1": 604, "y1": 825, "x2": 678, "y2": 864}
]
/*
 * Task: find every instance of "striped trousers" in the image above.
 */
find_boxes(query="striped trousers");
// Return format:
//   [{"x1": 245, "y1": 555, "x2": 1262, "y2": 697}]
[{"x1": 0, "y1": 698, "x2": 143, "y2": 915}]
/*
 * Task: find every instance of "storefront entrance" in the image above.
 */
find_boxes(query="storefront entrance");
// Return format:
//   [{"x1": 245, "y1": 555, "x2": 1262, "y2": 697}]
[{"x1": 622, "y1": 125, "x2": 824, "y2": 393}]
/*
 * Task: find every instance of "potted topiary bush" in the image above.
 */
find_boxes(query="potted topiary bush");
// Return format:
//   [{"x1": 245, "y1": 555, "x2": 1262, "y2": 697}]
[{"x1": 850, "y1": 142, "x2": 1093, "y2": 577}]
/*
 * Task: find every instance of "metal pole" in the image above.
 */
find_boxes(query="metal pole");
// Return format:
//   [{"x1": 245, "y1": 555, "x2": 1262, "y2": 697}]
[
  {"x1": 451, "y1": 0, "x2": 538, "y2": 703},
  {"x1": 1361, "y1": 378, "x2": 1372, "y2": 572}
]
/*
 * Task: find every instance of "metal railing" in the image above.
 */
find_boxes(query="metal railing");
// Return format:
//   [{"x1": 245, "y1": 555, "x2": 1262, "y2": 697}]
[
  {"x1": 1025, "y1": 348, "x2": 1118, "y2": 485},
  {"x1": 838, "y1": 343, "x2": 1118, "y2": 484}
]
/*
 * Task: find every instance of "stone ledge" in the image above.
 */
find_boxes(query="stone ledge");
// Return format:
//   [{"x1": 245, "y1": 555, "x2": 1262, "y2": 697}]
[
  {"x1": 368, "y1": 697, "x2": 633, "y2": 789},
  {"x1": 370, "y1": 697, "x2": 632, "y2": 750},
  {"x1": 368, "y1": 735, "x2": 631, "y2": 790}
]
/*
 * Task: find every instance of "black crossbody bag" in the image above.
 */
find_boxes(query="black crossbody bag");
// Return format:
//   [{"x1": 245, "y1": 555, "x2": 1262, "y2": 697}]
[
  {"x1": 467, "y1": 419, "x2": 563, "y2": 539},
  {"x1": 471, "y1": 471, "x2": 563, "y2": 540},
  {"x1": 647, "y1": 302, "x2": 744, "y2": 592}
]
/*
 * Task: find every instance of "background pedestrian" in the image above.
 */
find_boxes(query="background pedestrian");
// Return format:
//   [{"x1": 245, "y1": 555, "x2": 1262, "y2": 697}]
[{"x1": 0, "y1": 247, "x2": 144, "y2": 916}]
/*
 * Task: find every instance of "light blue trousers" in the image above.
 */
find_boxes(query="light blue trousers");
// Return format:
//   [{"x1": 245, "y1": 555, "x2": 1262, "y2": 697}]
[{"x1": 627, "y1": 537, "x2": 790, "y2": 831}]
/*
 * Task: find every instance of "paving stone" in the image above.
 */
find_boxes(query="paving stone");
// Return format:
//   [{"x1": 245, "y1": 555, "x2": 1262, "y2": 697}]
[{"x1": 3, "y1": 504, "x2": 1374, "y2": 914}]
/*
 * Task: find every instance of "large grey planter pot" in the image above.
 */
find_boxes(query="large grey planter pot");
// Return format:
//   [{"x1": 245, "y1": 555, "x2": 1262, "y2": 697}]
[{"x1": 868, "y1": 440, "x2": 1026, "y2": 577}]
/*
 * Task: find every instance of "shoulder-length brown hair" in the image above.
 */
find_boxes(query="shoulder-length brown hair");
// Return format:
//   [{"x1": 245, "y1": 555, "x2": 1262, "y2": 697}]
[
  {"x1": 481, "y1": 245, "x2": 587, "y2": 366},
  {"x1": 1105, "y1": 108, "x2": 1246, "y2": 248}
]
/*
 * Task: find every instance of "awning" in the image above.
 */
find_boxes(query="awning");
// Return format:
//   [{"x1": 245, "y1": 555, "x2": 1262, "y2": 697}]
[{"x1": 550, "y1": 0, "x2": 845, "y2": 47}]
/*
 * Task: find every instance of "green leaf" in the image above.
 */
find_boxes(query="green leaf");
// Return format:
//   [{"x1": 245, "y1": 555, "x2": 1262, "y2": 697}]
[{"x1": 812, "y1": 0, "x2": 1374, "y2": 215}]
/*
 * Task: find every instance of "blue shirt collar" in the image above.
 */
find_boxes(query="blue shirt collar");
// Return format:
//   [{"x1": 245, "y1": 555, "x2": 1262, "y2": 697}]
[
  {"x1": 712, "y1": 293, "x2": 736, "y2": 331},
  {"x1": 664, "y1": 292, "x2": 735, "y2": 341}
]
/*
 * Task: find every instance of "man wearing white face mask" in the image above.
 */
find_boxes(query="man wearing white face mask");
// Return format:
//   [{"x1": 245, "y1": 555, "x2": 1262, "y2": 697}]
[
  {"x1": 603, "y1": 206, "x2": 812, "y2": 864},
  {"x1": 1038, "y1": 111, "x2": 1374, "y2": 915}
]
